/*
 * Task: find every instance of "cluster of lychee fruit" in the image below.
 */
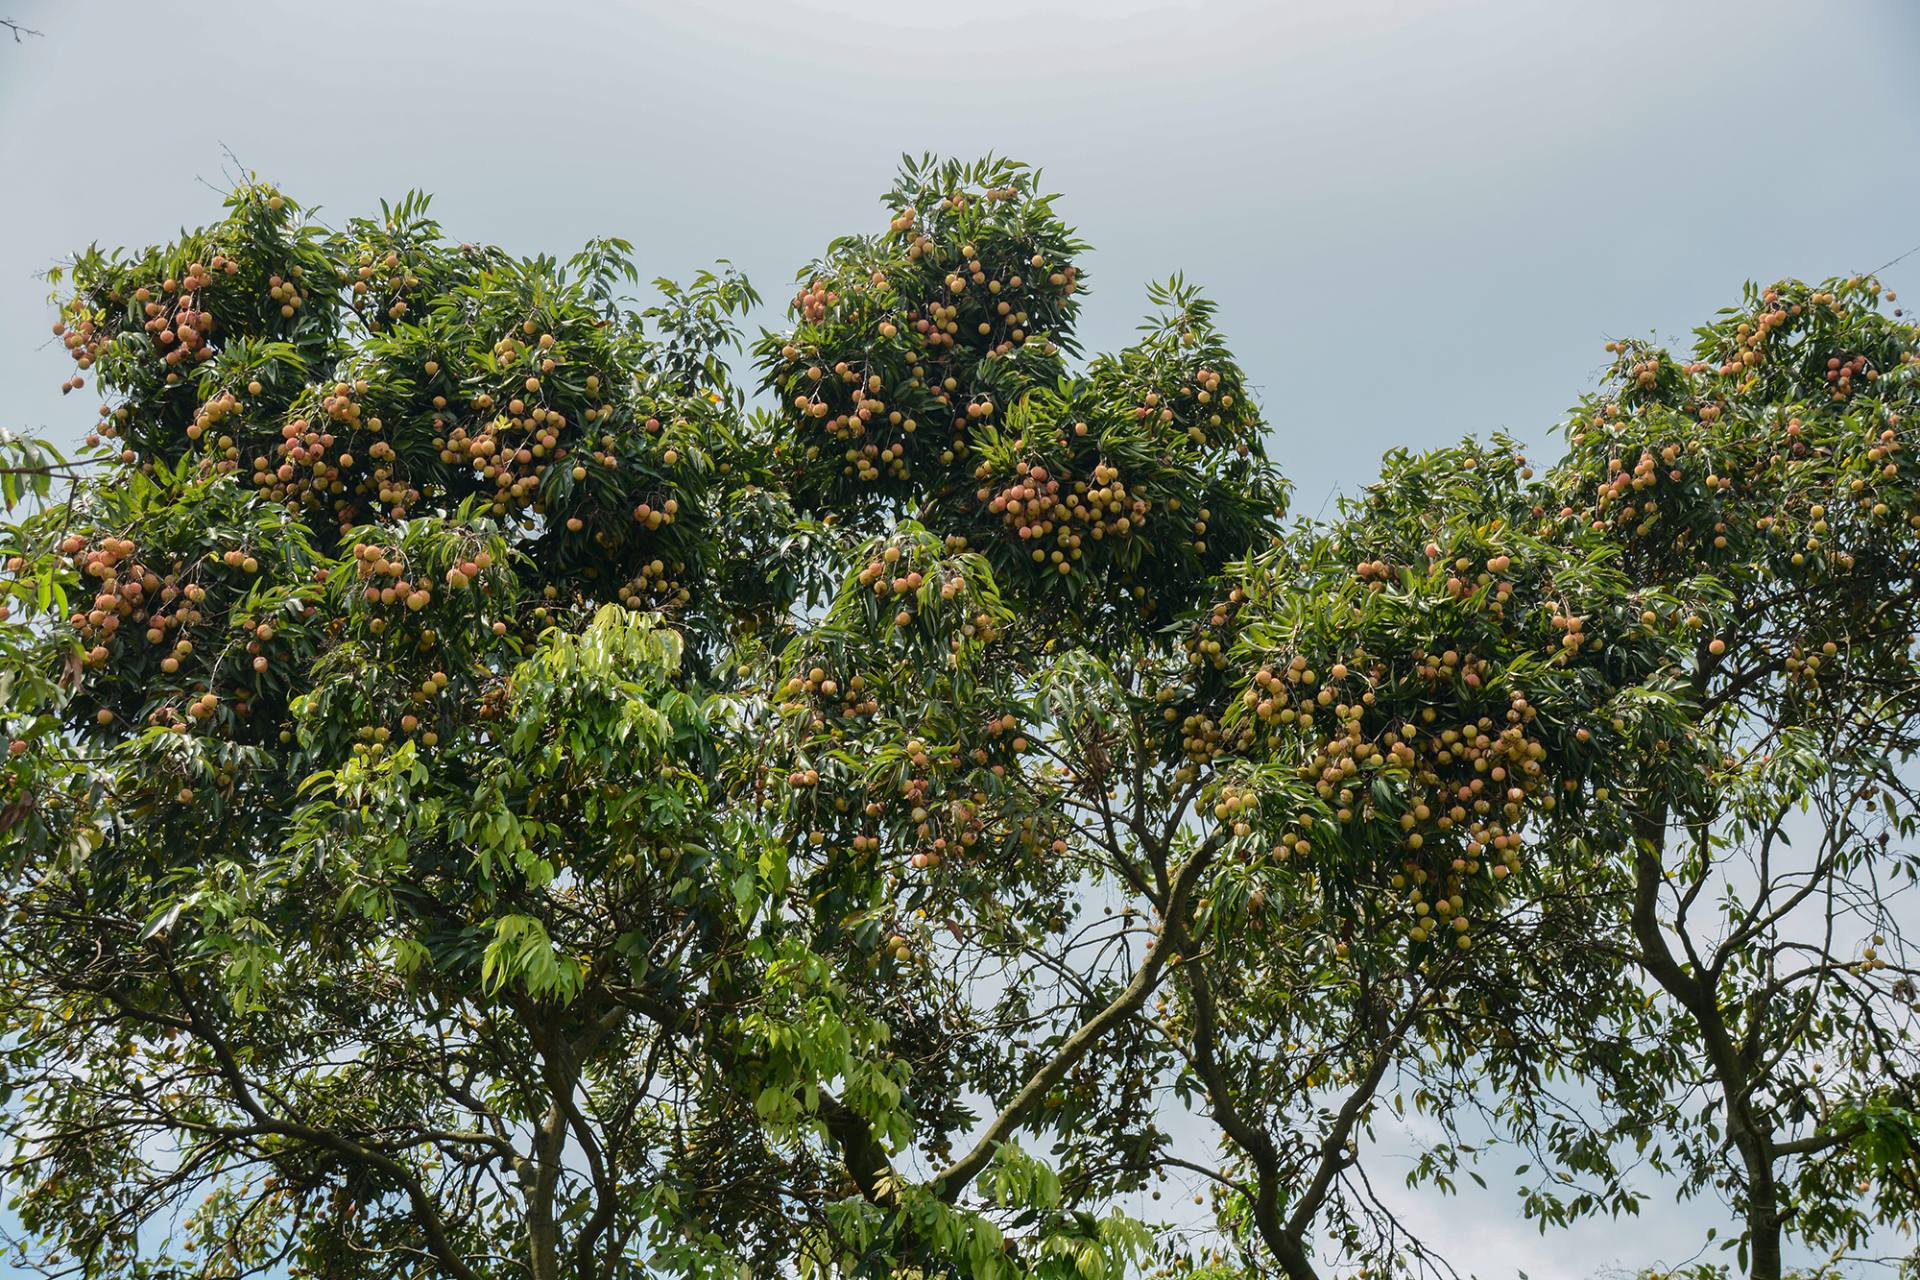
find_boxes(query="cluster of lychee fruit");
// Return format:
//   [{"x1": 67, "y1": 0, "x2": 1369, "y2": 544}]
[
  {"x1": 979, "y1": 458, "x2": 1153, "y2": 575},
  {"x1": 763, "y1": 176, "x2": 1081, "y2": 507}
]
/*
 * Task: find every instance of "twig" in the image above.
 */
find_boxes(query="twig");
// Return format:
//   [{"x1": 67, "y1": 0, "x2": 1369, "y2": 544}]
[{"x1": 1869, "y1": 242, "x2": 1920, "y2": 278}]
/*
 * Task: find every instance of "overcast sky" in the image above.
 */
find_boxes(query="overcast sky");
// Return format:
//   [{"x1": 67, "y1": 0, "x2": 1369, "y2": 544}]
[{"x1": 4, "y1": 1, "x2": 1920, "y2": 1276}]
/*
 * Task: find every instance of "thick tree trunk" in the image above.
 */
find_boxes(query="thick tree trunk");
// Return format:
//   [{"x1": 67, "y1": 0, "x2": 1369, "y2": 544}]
[
  {"x1": 527, "y1": 1217, "x2": 560, "y2": 1280},
  {"x1": 1734, "y1": 1126, "x2": 1783, "y2": 1280},
  {"x1": 524, "y1": 1100, "x2": 567, "y2": 1280},
  {"x1": 1268, "y1": 1232, "x2": 1321, "y2": 1280}
]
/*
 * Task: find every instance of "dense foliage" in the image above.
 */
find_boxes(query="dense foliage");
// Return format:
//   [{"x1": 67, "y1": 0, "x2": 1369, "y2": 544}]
[{"x1": 1, "y1": 158, "x2": 1915, "y2": 1280}]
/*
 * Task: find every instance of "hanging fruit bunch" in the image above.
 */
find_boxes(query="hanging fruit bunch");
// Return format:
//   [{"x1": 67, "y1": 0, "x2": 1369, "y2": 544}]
[
  {"x1": 757, "y1": 155, "x2": 1087, "y2": 522},
  {"x1": 950, "y1": 279, "x2": 1288, "y2": 629},
  {"x1": 1184, "y1": 442, "x2": 1682, "y2": 960}
]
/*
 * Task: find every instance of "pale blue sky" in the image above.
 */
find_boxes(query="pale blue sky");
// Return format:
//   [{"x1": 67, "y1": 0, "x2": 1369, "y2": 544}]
[{"x1": 3, "y1": 2, "x2": 1919, "y2": 1275}]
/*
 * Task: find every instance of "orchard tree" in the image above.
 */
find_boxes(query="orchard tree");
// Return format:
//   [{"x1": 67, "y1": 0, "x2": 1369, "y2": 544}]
[
  {"x1": 1168, "y1": 279, "x2": 1920, "y2": 1278},
  {"x1": 0, "y1": 182, "x2": 851, "y2": 1280},
  {"x1": 2, "y1": 156, "x2": 1916, "y2": 1280},
  {"x1": 1140, "y1": 438, "x2": 1682, "y2": 1276},
  {"x1": 1548, "y1": 281, "x2": 1920, "y2": 1280}
]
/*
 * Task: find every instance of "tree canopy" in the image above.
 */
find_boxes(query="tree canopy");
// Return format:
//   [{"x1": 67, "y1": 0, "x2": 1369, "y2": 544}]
[{"x1": 1, "y1": 157, "x2": 1916, "y2": 1280}]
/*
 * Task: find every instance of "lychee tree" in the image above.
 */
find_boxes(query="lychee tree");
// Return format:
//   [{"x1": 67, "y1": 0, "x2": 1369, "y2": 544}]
[
  {"x1": 1128, "y1": 438, "x2": 1687, "y2": 1277},
  {"x1": 1542, "y1": 278, "x2": 1920, "y2": 1280},
  {"x1": 1138, "y1": 279, "x2": 1920, "y2": 1278},
  {"x1": 1160, "y1": 278, "x2": 1920, "y2": 1279},
  {"x1": 2, "y1": 157, "x2": 1916, "y2": 1280},
  {"x1": 0, "y1": 183, "x2": 915, "y2": 1280}
]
